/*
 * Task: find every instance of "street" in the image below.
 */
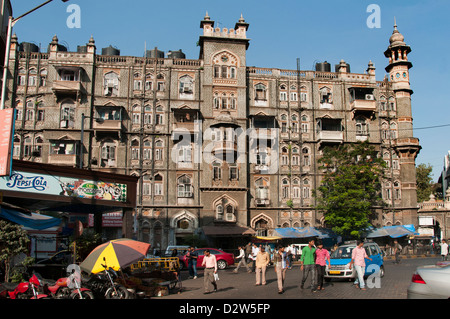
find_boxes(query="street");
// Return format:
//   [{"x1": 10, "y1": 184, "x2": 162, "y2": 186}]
[{"x1": 163, "y1": 256, "x2": 440, "y2": 300}]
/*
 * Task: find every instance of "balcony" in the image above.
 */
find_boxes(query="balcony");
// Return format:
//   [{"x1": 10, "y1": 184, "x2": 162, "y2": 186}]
[
  {"x1": 53, "y1": 66, "x2": 83, "y2": 97},
  {"x1": 212, "y1": 141, "x2": 238, "y2": 154},
  {"x1": 48, "y1": 154, "x2": 78, "y2": 166},
  {"x1": 317, "y1": 130, "x2": 344, "y2": 144},
  {"x1": 93, "y1": 119, "x2": 124, "y2": 131},
  {"x1": 350, "y1": 98, "x2": 376, "y2": 112},
  {"x1": 52, "y1": 80, "x2": 82, "y2": 95},
  {"x1": 172, "y1": 121, "x2": 199, "y2": 134}
]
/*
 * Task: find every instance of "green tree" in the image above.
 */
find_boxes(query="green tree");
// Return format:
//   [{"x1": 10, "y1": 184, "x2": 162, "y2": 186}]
[
  {"x1": 0, "y1": 221, "x2": 30, "y2": 282},
  {"x1": 314, "y1": 142, "x2": 386, "y2": 238},
  {"x1": 416, "y1": 163, "x2": 433, "y2": 203}
]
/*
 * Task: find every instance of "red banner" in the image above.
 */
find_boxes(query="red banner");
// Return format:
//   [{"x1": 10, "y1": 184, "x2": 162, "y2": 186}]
[{"x1": 0, "y1": 109, "x2": 14, "y2": 176}]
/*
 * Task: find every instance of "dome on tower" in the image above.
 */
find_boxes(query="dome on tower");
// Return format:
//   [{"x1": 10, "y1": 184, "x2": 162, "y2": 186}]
[{"x1": 389, "y1": 23, "x2": 405, "y2": 46}]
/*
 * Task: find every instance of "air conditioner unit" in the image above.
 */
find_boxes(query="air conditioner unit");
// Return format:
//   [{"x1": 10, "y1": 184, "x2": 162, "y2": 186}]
[
  {"x1": 60, "y1": 120, "x2": 68, "y2": 128},
  {"x1": 365, "y1": 94, "x2": 374, "y2": 100}
]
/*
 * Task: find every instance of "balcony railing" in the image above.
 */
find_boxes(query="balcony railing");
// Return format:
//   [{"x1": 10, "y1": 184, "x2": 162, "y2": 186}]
[
  {"x1": 350, "y1": 99, "x2": 376, "y2": 112},
  {"x1": 317, "y1": 130, "x2": 344, "y2": 143},
  {"x1": 52, "y1": 80, "x2": 82, "y2": 94},
  {"x1": 93, "y1": 119, "x2": 124, "y2": 131}
]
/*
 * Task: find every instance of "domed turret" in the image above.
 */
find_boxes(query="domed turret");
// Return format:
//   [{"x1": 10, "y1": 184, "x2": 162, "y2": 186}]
[{"x1": 389, "y1": 22, "x2": 405, "y2": 47}]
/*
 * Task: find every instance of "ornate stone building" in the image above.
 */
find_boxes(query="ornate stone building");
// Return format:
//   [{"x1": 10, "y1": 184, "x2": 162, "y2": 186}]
[{"x1": 3, "y1": 14, "x2": 421, "y2": 250}]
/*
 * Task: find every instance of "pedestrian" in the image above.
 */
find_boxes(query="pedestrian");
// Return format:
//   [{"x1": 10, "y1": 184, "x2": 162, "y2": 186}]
[
  {"x1": 300, "y1": 238, "x2": 317, "y2": 292},
  {"x1": 201, "y1": 249, "x2": 218, "y2": 294},
  {"x1": 233, "y1": 246, "x2": 251, "y2": 273},
  {"x1": 273, "y1": 245, "x2": 288, "y2": 294},
  {"x1": 255, "y1": 246, "x2": 270, "y2": 285},
  {"x1": 315, "y1": 240, "x2": 330, "y2": 291},
  {"x1": 441, "y1": 239, "x2": 448, "y2": 261},
  {"x1": 393, "y1": 240, "x2": 402, "y2": 264},
  {"x1": 286, "y1": 245, "x2": 293, "y2": 269},
  {"x1": 349, "y1": 240, "x2": 372, "y2": 290},
  {"x1": 250, "y1": 243, "x2": 259, "y2": 272},
  {"x1": 185, "y1": 246, "x2": 198, "y2": 279}
]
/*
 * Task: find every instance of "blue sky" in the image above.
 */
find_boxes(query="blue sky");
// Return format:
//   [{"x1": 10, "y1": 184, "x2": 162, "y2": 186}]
[{"x1": 10, "y1": 0, "x2": 450, "y2": 182}]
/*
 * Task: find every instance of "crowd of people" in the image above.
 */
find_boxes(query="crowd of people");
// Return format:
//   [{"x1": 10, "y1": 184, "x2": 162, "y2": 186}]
[
  {"x1": 188, "y1": 238, "x2": 449, "y2": 295},
  {"x1": 197, "y1": 239, "x2": 338, "y2": 295}
]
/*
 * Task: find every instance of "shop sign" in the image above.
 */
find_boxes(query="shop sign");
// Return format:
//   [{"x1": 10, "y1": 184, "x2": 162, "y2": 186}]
[{"x1": 0, "y1": 170, "x2": 127, "y2": 202}]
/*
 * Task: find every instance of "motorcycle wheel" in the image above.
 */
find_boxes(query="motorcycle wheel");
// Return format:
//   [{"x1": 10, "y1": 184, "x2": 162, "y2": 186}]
[
  {"x1": 56, "y1": 287, "x2": 71, "y2": 299},
  {"x1": 70, "y1": 290, "x2": 95, "y2": 299},
  {"x1": 105, "y1": 285, "x2": 129, "y2": 299}
]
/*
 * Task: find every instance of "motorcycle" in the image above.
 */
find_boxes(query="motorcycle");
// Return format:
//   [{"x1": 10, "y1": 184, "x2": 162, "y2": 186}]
[
  {"x1": 0, "y1": 273, "x2": 49, "y2": 299},
  {"x1": 82, "y1": 263, "x2": 129, "y2": 299},
  {"x1": 42, "y1": 270, "x2": 94, "y2": 299}
]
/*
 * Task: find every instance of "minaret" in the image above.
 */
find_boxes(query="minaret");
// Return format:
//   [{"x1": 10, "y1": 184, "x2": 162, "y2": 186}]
[{"x1": 384, "y1": 21, "x2": 421, "y2": 225}]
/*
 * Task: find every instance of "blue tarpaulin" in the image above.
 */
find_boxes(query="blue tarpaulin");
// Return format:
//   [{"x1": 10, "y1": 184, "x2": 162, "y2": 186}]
[
  {"x1": 0, "y1": 207, "x2": 61, "y2": 230},
  {"x1": 365, "y1": 224, "x2": 419, "y2": 238},
  {"x1": 273, "y1": 227, "x2": 338, "y2": 239}
]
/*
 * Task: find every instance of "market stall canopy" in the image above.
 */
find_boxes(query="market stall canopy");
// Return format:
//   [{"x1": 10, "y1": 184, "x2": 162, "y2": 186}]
[
  {"x1": 0, "y1": 207, "x2": 61, "y2": 230},
  {"x1": 202, "y1": 225, "x2": 256, "y2": 236},
  {"x1": 273, "y1": 227, "x2": 337, "y2": 239},
  {"x1": 365, "y1": 225, "x2": 419, "y2": 238}
]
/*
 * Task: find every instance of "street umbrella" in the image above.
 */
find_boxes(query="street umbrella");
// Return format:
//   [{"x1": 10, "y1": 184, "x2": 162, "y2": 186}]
[{"x1": 80, "y1": 238, "x2": 151, "y2": 274}]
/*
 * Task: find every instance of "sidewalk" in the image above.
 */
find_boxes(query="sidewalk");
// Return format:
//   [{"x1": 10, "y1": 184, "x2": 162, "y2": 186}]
[{"x1": 383, "y1": 253, "x2": 439, "y2": 260}]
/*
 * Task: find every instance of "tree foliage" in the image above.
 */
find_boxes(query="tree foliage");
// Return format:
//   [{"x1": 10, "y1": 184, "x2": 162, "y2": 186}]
[
  {"x1": 0, "y1": 220, "x2": 30, "y2": 282},
  {"x1": 314, "y1": 142, "x2": 386, "y2": 238},
  {"x1": 416, "y1": 163, "x2": 434, "y2": 203}
]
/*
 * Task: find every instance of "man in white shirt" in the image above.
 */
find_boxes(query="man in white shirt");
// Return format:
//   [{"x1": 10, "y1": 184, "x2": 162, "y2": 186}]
[
  {"x1": 441, "y1": 239, "x2": 448, "y2": 261},
  {"x1": 250, "y1": 244, "x2": 259, "y2": 272},
  {"x1": 233, "y1": 246, "x2": 251, "y2": 273}
]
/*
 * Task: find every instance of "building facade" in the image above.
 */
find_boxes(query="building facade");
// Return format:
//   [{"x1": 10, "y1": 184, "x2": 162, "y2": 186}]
[{"x1": 3, "y1": 15, "x2": 421, "y2": 250}]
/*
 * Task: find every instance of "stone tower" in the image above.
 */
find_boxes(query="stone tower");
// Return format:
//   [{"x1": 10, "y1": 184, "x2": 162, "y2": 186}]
[{"x1": 384, "y1": 22, "x2": 421, "y2": 225}]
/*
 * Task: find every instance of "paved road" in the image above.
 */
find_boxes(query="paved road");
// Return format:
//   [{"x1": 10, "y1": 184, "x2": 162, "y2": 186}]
[{"x1": 163, "y1": 256, "x2": 441, "y2": 300}]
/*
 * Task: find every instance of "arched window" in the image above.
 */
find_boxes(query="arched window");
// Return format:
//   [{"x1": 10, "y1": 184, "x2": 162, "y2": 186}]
[
  {"x1": 131, "y1": 139, "x2": 139, "y2": 160},
  {"x1": 356, "y1": 116, "x2": 368, "y2": 136},
  {"x1": 154, "y1": 174, "x2": 163, "y2": 196},
  {"x1": 104, "y1": 71, "x2": 119, "y2": 96},
  {"x1": 179, "y1": 75, "x2": 193, "y2": 94},
  {"x1": 177, "y1": 175, "x2": 193, "y2": 198},
  {"x1": 282, "y1": 178, "x2": 290, "y2": 199},
  {"x1": 60, "y1": 99, "x2": 75, "y2": 128},
  {"x1": 101, "y1": 139, "x2": 117, "y2": 166},
  {"x1": 255, "y1": 83, "x2": 267, "y2": 100}
]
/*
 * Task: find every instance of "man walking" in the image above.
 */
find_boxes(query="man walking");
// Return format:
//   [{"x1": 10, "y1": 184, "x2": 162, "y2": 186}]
[
  {"x1": 201, "y1": 249, "x2": 218, "y2": 294},
  {"x1": 441, "y1": 239, "x2": 448, "y2": 261},
  {"x1": 315, "y1": 240, "x2": 330, "y2": 291},
  {"x1": 233, "y1": 246, "x2": 251, "y2": 273},
  {"x1": 349, "y1": 240, "x2": 372, "y2": 290},
  {"x1": 393, "y1": 240, "x2": 402, "y2": 264},
  {"x1": 185, "y1": 246, "x2": 198, "y2": 279},
  {"x1": 300, "y1": 239, "x2": 316, "y2": 292},
  {"x1": 274, "y1": 246, "x2": 288, "y2": 294},
  {"x1": 255, "y1": 246, "x2": 270, "y2": 286}
]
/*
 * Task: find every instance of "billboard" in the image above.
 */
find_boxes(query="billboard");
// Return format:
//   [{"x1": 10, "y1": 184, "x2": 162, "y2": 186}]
[{"x1": 0, "y1": 170, "x2": 127, "y2": 202}]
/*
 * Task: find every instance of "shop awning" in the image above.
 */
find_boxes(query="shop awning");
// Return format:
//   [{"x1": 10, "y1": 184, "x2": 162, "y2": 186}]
[
  {"x1": 273, "y1": 227, "x2": 337, "y2": 239},
  {"x1": 202, "y1": 225, "x2": 256, "y2": 236},
  {"x1": 0, "y1": 207, "x2": 61, "y2": 230},
  {"x1": 365, "y1": 225, "x2": 419, "y2": 238}
]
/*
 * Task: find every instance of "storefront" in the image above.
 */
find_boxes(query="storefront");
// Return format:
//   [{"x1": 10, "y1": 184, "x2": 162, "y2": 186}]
[{"x1": 0, "y1": 160, "x2": 138, "y2": 257}]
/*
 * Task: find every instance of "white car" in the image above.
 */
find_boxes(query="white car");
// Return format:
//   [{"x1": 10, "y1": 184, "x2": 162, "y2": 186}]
[{"x1": 407, "y1": 261, "x2": 450, "y2": 299}]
